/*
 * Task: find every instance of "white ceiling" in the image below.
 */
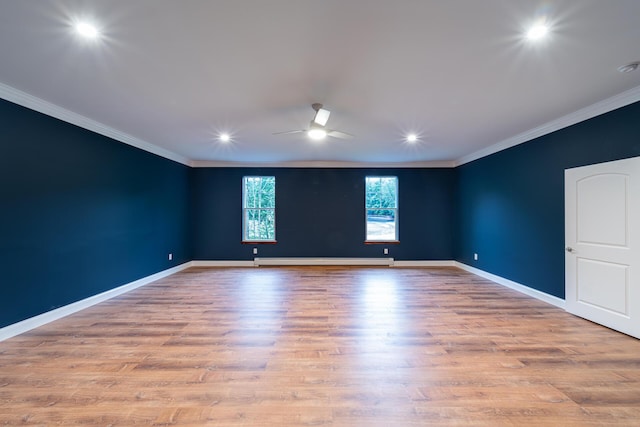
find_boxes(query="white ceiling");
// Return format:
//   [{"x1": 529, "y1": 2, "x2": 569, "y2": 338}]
[{"x1": 1, "y1": 0, "x2": 639, "y2": 166}]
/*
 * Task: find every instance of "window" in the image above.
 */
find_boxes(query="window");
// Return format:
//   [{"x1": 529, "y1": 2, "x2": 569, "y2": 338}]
[
  {"x1": 365, "y1": 176, "x2": 398, "y2": 241},
  {"x1": 242, "y1": 176, "x2": 276, "y2": 242}
]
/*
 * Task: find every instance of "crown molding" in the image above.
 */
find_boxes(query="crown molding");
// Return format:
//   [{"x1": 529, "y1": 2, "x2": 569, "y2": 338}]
[
  {"x1": 4, "y1": 80, "x2": 638, "y2": 170},
  {"x1": 189, "y1": 160, "x2": 456, "y2": 168},
  {"x1": 454, "y1": 84, "x2": 640, "y2": 167},
  {"x1": 0, "y1": 82, "x2": 190, "y2": 166}
]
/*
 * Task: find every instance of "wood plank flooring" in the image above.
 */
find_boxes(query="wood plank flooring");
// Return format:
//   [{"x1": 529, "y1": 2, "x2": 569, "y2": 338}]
[{"x1": 1, "y1": 266, "x2": 640, "y2": 426}]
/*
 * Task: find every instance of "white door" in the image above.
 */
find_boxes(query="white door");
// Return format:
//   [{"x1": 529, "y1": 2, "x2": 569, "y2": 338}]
[{"x1": 565, "y1": 156, "x2": 640, "y2": 339}]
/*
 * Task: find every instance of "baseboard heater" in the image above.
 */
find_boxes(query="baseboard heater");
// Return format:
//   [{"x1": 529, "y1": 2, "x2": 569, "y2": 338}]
[{"x1": 253, "y1": 257, "x2": 394, "y2": 266}]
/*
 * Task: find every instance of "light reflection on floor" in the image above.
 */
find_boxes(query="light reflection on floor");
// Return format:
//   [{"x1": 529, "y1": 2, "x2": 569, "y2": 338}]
[{"x1": 357, "y1": 273, "x2": 407, "y2": 360}]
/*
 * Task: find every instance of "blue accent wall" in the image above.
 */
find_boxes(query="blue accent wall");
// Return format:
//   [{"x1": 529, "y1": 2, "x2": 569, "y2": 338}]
[
  {"x1": 190, "y1": 167, "x2": 456, "y2": 260},
  {"x1": 456, "y1": 101, "x2": 640, "y2": 298},
  {"x1": 0, "y1": 99, "x2": 190, "y2": 328}
]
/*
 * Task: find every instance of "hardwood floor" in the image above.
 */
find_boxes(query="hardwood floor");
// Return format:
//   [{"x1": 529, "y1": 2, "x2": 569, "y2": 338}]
[{"x1": 1, "y1": 266, "x2": 640, "y2": 426}]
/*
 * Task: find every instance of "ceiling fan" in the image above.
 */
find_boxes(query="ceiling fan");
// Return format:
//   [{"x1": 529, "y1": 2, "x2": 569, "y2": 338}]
[{"x1": 274, "y1": 103, "x2": 354, "y2": 140}]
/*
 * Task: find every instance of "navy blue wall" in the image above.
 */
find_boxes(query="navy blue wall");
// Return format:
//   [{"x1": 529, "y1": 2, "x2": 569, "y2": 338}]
[
  {"x1": 3, "y1": 92, "x2": 639, "y2": 330},
  {"x1": 190, "y1": 167, "x2": 456, "y2": 260},
  {"x1": 0, "y1": 99, "x2": 190, "y2": 328},
  {"x1": 456, "y1": 101, "x2": 640, "y2": 298}
]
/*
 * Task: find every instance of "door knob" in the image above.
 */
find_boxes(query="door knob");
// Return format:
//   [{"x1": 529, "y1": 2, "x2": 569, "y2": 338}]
[{"x1": 566, "y1": 247, "x2": 574, "y2": 253}]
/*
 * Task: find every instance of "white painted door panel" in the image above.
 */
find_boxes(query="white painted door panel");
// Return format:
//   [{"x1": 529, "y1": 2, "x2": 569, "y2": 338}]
[{"x1": 565, "y1": 156, "x2": 640, "y2": 339}]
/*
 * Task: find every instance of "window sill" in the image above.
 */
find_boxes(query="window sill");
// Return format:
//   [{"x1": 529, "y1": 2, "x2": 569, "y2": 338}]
[
  {"x1": 365, "y1": 240, "x2": 400, "y2": 244},
  {"x1": 242, "y1": 240, "x2": 277, "y2": 244}
]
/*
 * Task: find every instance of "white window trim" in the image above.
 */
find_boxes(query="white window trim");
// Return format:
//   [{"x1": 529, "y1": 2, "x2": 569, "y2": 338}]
[{"x1": 365, "y1": 176, "x2": 399, "y2": 242}]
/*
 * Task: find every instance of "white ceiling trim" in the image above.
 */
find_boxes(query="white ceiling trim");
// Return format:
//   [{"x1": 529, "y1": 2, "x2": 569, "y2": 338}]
[
  {"x1": 0, "y1": 82, "x2": 190, "y2": 166},
  {"x1": 454, "y1": 84, "x2": 640, "y2": 167},
  {"x1": 190, "y1": 160, "x2": 456, "y2": 168}
]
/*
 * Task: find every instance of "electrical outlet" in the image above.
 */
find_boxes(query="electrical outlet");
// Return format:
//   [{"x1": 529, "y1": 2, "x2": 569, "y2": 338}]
[
  {"x1": 383, "y1": 248, "x2": 389, "y2": 255},
  {"x1": 253, "y1": 247, "x2": 258, "y2": 255},
  {"x1": 168, "y1": 253, "x2": 173, "y2": 261},
  {"x1": 474, "y1": 253, "x2": 478, "y2": 261}
]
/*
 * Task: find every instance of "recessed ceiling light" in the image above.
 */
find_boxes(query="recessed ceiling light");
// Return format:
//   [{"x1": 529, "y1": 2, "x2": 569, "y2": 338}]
[
  {"x1": 219, "y1": 133, "x2": 230, "y2": 142},
  {"x1": 406, "y1": 134, "x2": 418, "y2": 143},
  {"x1": 618, "y1": 62, "x2": 639, "y2": 73},
  {"x1": 526, "y1": 22, "x2": 549, "y2": 41},
  {"x1": 308, "y1": 128, "x2": 327, "y2": 140},
  {"x1": 75, "y1": 22, "x2": 100, "y2": 39}
]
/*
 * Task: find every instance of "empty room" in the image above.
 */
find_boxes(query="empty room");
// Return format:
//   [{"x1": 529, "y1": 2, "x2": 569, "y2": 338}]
[{"x1": 1, "y1": 1, "x2": 640, "y2": 425}]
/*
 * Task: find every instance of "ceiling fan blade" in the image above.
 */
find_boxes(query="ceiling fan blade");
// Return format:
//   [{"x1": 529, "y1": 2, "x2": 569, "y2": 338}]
[
  {"x1": 313, "y1": 108, "x2": 330, "y2": 126},
  {"x1": 273, "y1": 130, "x2": 306, "y2": 135},
  {"x1": 327, "y1": 130, "x2": 354, "y2": 139}
]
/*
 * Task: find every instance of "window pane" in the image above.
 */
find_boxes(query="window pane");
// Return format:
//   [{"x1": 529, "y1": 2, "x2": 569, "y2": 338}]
[
  {"x1": 366, "y1": 209, "x2": 396, "y2": 241},
  {"x1": 243, "y1": 176, "x2": 275, "y2": 208},
  {"x1": 243, "y1": 176, "x2": 275, "y2": 241},
  {"x1": 245, "y1": 209, "x2": 275, "y2": 241}
]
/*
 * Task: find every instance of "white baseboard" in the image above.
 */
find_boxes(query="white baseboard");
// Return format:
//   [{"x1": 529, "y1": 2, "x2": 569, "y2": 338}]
[
  {"x1": 393, "y1": 260, "x2": 456, "y2": 267},
  {"x1": 192, "y1": 258, "x2": 456, "y2": 267},
  {"x1": 455, "y1": 262, "x2": 565, "y2": 308},
  {"x1": 0, "y1": 262, "x2": 192, "y2": 342},
  {"x1": 191, "y1": 259, "x2": 456, "y2": 267},
  {"x1": 254, "y1": 257, "x2": 394, "y2": 266},
  {"x1": 191, "y1": 260, "x2": 256, "y2": 267}
]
